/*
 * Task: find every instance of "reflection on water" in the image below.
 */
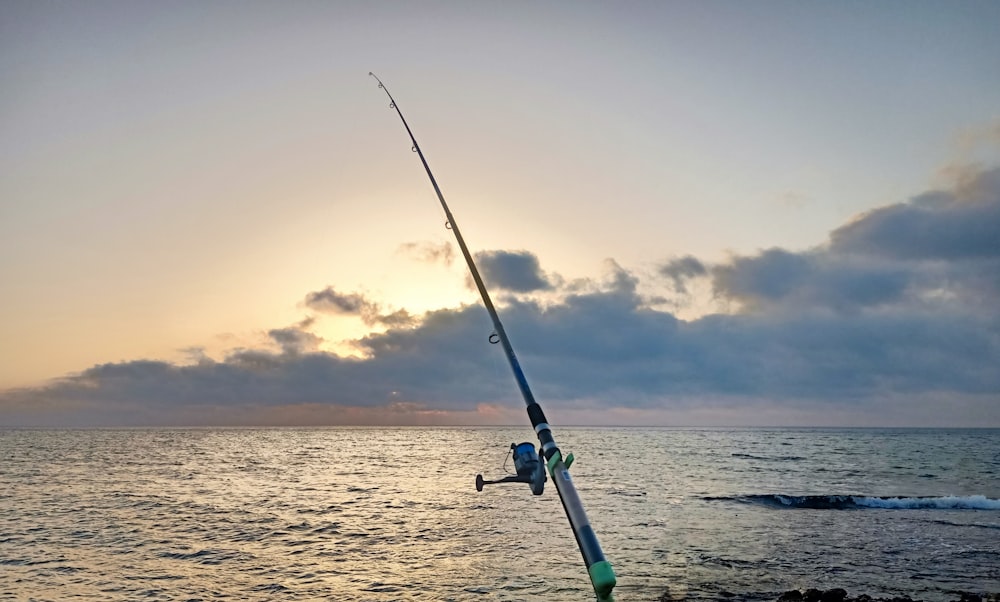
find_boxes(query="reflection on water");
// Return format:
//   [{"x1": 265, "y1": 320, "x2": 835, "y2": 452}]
[{"x1": 1, "y1": 427, "x2": 998, "y2": 601}]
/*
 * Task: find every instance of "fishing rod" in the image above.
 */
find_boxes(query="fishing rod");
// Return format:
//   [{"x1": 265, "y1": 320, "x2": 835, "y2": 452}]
[{"x1": 369, "y1": 72, "x2": 616, "y2": 602}]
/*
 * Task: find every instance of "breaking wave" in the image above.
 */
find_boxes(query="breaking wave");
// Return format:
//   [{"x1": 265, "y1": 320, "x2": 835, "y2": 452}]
[{"x1": 707, "y1": 494, "x2": 1000, "y2": 510}]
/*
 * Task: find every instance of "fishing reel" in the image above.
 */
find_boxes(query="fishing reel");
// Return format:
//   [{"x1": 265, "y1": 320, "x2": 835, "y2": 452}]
[{"x1": 476, "y1": 442, "x2": 546, "y2": 496}]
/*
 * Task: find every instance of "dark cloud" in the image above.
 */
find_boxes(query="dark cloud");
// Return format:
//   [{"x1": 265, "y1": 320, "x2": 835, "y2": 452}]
[
  {"x1": 658, "y1": 255, "x2": 707, "y2": 294},
  {"x1": 710, "y1": 166, "x2": 1000, "y2": 314},
  {"x1": 303, "y1": 287, "x2": 413, "y2": 327},
  {"x1": 711, "y1": 250, "x2": 910, "y2": 312},
  {"x1": 3, "y1": 166, "x2": 999, "y2": 427},
  {"x1": 377, "y1": 309, "x2": 415, "y2": 328},
  {"x1": 2, "y1": 278, "x2": 997, "y2": 426},
  {"x1": 179, "y1": 346, "x2": 210, "y2": 364},
  {"x1": 474, "y1": 250, "x2": 554, "y2": 292},
  {"x1": 304, "y1": 287, "x2": 375, "y2": 315},
  {"x1": 830, "y1": 166, "x2": 1000, "y2": 261},
  {"x1": 268, "y1": 327, "x2": 322, "y2": 355},
  {"x1": 713, "y1": 248, "x2": 811, "y2": 305}
]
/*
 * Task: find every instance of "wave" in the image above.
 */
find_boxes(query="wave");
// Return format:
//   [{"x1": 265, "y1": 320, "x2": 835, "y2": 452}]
[
  {"x1": 731, "y1": 452, "x2": 806, "y2": 461},
  {"x1": 706, "y1": 494, "x2": 1000, "y2": 510}
]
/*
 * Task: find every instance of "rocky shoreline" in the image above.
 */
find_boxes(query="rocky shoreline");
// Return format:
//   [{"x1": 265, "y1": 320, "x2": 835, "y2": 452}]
[
  {"x1": 773, "y1": 589, "x2": 1000, "y2": 602},
  {"x1": 656, "y1": 588, "x2": 1000, "y2": 602}
]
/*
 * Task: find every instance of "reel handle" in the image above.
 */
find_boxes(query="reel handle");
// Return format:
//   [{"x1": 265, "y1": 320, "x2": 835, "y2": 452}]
[
  {"x1": 475, "y1": 442, "x2": 547, "y2": 495},
  {"x1": 475, "y1": 474, "x2": 533, "y2": 490}
]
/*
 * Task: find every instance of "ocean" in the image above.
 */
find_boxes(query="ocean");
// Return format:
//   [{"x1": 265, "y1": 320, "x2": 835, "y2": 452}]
[{"x1": 1, "y1": 427, "x2": 998, "y2": 601}]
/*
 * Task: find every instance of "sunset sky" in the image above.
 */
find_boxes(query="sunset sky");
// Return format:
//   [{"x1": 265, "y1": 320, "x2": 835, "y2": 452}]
[{"x1": 2, "y1": 1, "x2": 999, "y2": 427}]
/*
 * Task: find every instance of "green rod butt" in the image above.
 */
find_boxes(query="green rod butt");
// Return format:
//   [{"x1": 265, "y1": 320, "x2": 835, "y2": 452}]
[{"x1": 589, "y1": 559, "x2": 617, "y2": 601}]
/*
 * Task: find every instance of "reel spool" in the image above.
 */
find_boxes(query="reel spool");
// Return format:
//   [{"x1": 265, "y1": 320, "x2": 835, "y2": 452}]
[{"x1": 475, "y1": 442, "x2": 546, "y2": 496}]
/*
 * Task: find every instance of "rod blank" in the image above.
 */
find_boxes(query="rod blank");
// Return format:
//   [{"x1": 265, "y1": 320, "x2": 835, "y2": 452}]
[{"x1": 369, "y1": 72, "x2": 616, "y2": 602}]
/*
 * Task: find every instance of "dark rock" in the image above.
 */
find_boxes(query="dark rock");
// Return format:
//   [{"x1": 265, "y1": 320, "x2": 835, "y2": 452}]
[
  {"x1": 822, "y1": 589, "x2": 848, "y2": 602},
  {"x1": 804, "y1": 589, "x2": 824, "y2": 602},
  {"x1": 772, "y1": 588, "x2": 1000, "y2": 602}
]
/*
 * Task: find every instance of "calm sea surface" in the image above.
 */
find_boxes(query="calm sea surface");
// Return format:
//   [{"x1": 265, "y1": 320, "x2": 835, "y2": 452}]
[{"x1": 1, "y1": 427, "x2": 998, "y2": 602}]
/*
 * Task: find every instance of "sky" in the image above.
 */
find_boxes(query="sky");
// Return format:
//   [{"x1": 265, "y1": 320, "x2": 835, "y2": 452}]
[{"x1": 2, "y1": 1, "x2": 999, "y2": 427}]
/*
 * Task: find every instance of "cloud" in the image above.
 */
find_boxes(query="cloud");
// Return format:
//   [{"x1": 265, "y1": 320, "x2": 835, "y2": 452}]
[
  {"x1": 268, "y1": 326, "x2": 322, "y2": 355},
  {"x1": 710, "y1": 249, "x2": 910, "y2": 312},
  {"x1": 829, "y1": 167, "x2": 1000, "y2": 261},
  {"x1": 377, "y1": 309, "x2": 415, "y2": 328},
  {"x1": 659, "y1": 255, "x2": 708, "y2": 294},
  {"x1": 710, "y1": 166, "x2": 1000, "y2": 314},
  {"x1": 397, "y1": 241, "x2": 454, "y2": 265},
  {"x1": 304, "y1": 287, "x2": 376, "y2": 315},
  {"x1": 474, "y1": 250, "x2": 555, "y2": 292},
  {"x1": 303, "y1": 287, "x2": 414, "y2": 327},
  {"x1": 3, "y1": 166, "x2": 999, "y2": 427},
  {"x1": 6, "y1": 266, "x2": 994, "y2": 427}
]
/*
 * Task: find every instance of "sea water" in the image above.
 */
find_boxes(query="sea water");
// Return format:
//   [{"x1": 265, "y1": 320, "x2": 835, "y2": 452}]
[{"x1": 1, "y1": 427, "x2": 997, "y2": 601}]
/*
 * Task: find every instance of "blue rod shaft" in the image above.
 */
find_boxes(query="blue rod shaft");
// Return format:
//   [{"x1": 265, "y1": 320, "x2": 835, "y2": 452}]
[{"x1": 369, "y1": 72, "x2": 616, "y2": 601}]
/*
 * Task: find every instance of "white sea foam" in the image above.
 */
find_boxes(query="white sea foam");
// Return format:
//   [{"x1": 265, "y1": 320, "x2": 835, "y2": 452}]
[{"x1": 852, "y1": 495, "x2": 1000, "y2": 510}]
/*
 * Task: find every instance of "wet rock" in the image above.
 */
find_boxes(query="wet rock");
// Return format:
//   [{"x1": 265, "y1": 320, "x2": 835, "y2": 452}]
[
  {"x1": 822, "y1": 589, "x2": 848, "y2": 602},
  {"x1": 771, "y1": 589, "x2": 1000, "y2": 602},
  {"x1": 803, "y1": 589, "x2": 824, "y2": 602}
]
